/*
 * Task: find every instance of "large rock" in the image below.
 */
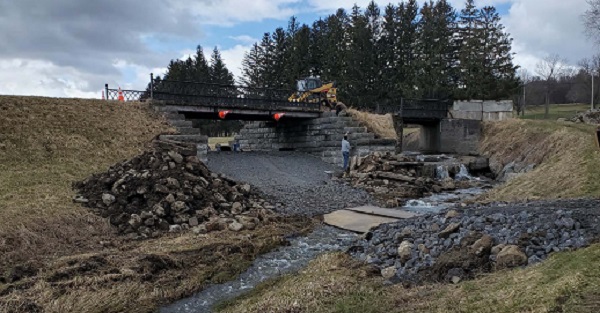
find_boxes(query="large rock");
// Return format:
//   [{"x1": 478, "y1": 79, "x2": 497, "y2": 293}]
[
  {"x1": 228, "y1": 221, "x2": 244, "y2": 232},
  {"x1": 102, "y1": 193, "x2": 116, "y2": 206},
  {"x1": 438, "y1": 223, "x2": 461, "y2": 238},
  {"x1": 397, "y1": 240, "x2": 414, "y2": 263},
  {"x1": 497, "y1": 245, "x2": 527, "y2": 268},
  {"x1": 471, "y1": 234, "x2": 494, "y2": 256},
  {"x1": 128, "y1": 214, "x2": 142, "y2": 229},
  {"x1": 381, "y1": 266, "x2": 397, "y2": 279},
  {"x1": 168, "y1": 151, "x2": 184, "y2": 164}
]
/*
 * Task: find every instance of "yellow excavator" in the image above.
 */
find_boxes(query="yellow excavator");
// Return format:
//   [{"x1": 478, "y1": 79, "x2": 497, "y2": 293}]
[{"x1": 288, "y1": 77, "x2": 343, "y2": 112}]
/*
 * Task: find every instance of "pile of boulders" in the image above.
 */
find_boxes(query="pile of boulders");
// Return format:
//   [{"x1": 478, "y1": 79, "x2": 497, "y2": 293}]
[
  {"x1": 569, "y1": 109, "x2": 600, "y2": 125},
  {"x1": 351, "y1": 204, "x2": 597, "y2": 285},
  {"x1": 73, "y1": 140, "x2": 276, "y2": 238},
  {"x1": 344, "y1": 152, "x2": 485, "y2": 207}
]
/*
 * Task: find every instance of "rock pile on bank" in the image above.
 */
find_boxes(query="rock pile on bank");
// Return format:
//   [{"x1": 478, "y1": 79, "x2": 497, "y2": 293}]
[
  {"x1": 351, "y1": 202, "x2": 599, "y2": 285},
  {"x1": 569, "y1": 109, "x2": 600, "y2": 124},
  {"x1": 73, "y1": 140, "x2": 276, "y2": 238},
  {"x1": 344, "y1": 152, "x2": 486, "y2": 207}
]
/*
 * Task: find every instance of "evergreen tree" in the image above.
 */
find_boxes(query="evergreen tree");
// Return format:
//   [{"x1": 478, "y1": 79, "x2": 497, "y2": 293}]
[
  {"x1": 479, "y1": 6, "x2": 519, "y2": 99},
  {"x1": 457, "y1": 0, "x2": 484, "y2": 99},
  {"x1": 322, "y1": 9, "x2": 350, "y2": 83},
  {"x1": 344, "y1": 4, "x2": 374, "y2": 108},
  {"x1": 271, "y1": 27, "x2": 288, "y2": 89},
  {"x1": 397, "y1": 0, "x2": 420, "y2": 98},
  {"x1": 241, "y1": 43, "x2": 263, "y2": 88},
  {"x1": 192, "y1": 45, "x2": 211, "y2": 83},
  {"x1": 379, "y1": 4, "x2": 399, "y2": 100},
  {"x1": 209, "y1": 47, "x2": 235, "y2": 85},
  {"x1": 364, "y1": 1, "x2": 382, "y2": 104},
  {"x1": 416, "y1": 0, "x2": 457, "y2": 98}
]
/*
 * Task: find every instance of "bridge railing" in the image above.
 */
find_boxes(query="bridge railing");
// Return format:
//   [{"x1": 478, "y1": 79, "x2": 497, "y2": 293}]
[
  {"x1": 104, "y1": 84, "x2": 147, "y2": 101},
  {"x1": 151, "y1": 79, "x2": 322, "y2": 111},
  {"x1": 376, "y1": 98, "x2": 451, "y2": 120}
]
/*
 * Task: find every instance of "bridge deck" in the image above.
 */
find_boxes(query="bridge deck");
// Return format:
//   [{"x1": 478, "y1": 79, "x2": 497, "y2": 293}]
[{"x1": 105, "y1": 79, "x2": 451, "y2": 122}]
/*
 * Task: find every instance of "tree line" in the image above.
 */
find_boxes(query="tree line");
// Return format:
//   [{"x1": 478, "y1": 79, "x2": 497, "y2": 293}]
[
  {"x1": 146, "y1": 47, "x2": 243, "y2": 137},
  {"x1": 148, "y1": 0, "x2": 519, "y2": 114},
  {"x1": 241, "y1": 0, "x2": 519, "y2": 110}
]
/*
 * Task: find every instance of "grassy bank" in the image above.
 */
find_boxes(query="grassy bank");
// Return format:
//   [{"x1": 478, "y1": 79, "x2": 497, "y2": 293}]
[
  {"x1": 217, "y1": 245, "x2": 600, "y2": 313},
  {"x1": 0, "y1": 96, "x2": 313, "y2": 312},
  {"x1": 520, "y1": 104, "x2": 590, "y2": 120},
  {"x1": 481, "y1": 119, "x2": 600, "y2": 201}
]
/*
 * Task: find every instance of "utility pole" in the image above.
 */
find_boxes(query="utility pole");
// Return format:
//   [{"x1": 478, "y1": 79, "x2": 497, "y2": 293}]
[
  {"x1": 523, "y1": 83, "x2": 526, "y2": 116},
  {"x1": 592, "y1": 71, "x2": 595, "y2": 110}
]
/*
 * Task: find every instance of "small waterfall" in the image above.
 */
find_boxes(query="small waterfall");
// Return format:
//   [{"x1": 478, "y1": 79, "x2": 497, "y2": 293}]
[
  {"x1": 455, "y1": 164, "x2": 472, "y2": 180},
  {"x1": 405, "y1": 200, "x2": 434, "y2": 208},
  {"x1": 436, "y1": 165, "x2": 449, "y2": 180}
]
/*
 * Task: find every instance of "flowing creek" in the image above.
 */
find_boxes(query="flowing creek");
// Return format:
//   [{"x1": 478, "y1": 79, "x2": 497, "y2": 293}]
[{"x1": 161, "y1": 157, "x2": 488, "y2": 313}]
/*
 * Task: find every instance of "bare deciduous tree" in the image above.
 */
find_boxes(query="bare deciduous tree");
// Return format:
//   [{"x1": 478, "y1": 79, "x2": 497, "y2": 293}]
[
  {"x1": 536, "y1": 54, "x2": 567, "y2": 118},
  {"x1": 584, "y1": 0, "x2": 600, "y2": 45},
  {"x1": 517, "y1": 68, "x2": 532, "y2": 116}
]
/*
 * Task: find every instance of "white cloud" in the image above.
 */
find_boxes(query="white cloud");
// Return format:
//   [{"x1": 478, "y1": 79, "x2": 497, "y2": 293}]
[
  {"x1": 229, "y1": 35, "x2": 260, "y2": 45},
  {"x1": 0, "y1": 59, "x2": 99, "y2": 98},
  {"x1": 173, "y1": 0, "x2": 301, "y2": 25},
  {"x1": 503, "y1": 0, "x2": 593, "y2": 72},
  {"x1": 220, "y1": 44, "x2": 253, "y2": 82}
]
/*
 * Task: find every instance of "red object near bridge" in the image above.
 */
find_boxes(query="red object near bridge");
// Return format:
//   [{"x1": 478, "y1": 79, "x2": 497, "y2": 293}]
[
  {"x1": 219, "y1": 110, "x2": 231, "y2": 119},
  {"x1": 273, "y1": 113, "x2": 285, "y2": 121}
]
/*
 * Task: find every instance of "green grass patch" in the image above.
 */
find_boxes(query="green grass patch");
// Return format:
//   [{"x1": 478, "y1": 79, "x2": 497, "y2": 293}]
[{"x1": 521, "y1": 104, "x2": 590, "y2": 120}]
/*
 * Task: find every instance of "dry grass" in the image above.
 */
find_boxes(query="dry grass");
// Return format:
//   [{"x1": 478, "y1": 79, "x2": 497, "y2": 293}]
[
  {"x1": 480, "y1": 119, "x2": 600, "y2": 201},
  {"x1": 0, "y1": 96, "x2": 172, "y2": 269},
  {"x1": 0, "y1": 220, "x2": 313, "y2": 313},
  {"x1": 347, "y1": 109, "x2": 397, "y2": 139},
  {"x1": 218, "y1": 245, "x2": 600, "y2": 313},
  {"x1": 0, "y1": 95, "x2": 315, "y2": 312}
]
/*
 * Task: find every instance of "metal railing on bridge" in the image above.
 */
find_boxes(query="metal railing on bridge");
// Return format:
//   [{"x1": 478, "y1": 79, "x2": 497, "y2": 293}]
[
  {"x1": 375, "y1": 98, "x2": 451, "y2": 121},
  {"x1": 104, "y1": 74, "x2": 451, "y2": 120},
  {"x1": 149, "y1": 79, "x2": 322, "y2": 111},
  {"x1": 104, "y1": 84, "x2": 147, "y2": 102}
]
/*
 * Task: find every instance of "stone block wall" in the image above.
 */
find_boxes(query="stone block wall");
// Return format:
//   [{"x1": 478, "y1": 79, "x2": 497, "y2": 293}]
[
  {"x1": 439, "y1": 119, "x2": 482, "y2": 156},
  {"x1": 451, "y1": 100, "x2": 513, "y2": 121},
  {"x1": 235, "y1": 112, "x2": 396, "y2": 166}
]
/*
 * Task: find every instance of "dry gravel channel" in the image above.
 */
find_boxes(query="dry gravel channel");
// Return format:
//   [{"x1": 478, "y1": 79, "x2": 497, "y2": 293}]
[{"x1": 206, "y1": 151, "x2": 376, "y2": 216}]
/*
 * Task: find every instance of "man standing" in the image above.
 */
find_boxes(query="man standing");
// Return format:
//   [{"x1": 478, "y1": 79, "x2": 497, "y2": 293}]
[{"x1": 341, "y1": 134, "x2": 351, "y2": 172}]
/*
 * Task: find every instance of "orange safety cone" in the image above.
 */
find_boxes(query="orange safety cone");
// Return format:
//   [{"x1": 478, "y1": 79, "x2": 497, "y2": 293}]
[
  {"x1": 273, "y1": 113, "x2": 285, "y2": 121},
  {"x1": 117, "y1": 87, "x2": 125, "y2": 102},
  {"x1": 218, "y1": 110, "x2": 231, "y2": 119}
]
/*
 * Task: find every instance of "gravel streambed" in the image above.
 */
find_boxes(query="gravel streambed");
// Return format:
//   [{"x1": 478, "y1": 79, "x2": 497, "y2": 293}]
[
  {"x1": 207, "y1": 151, "x2": 375, "y2": 216},
  {"x1": 352, "y1": 199, "x2": 600, "y2": 285}
]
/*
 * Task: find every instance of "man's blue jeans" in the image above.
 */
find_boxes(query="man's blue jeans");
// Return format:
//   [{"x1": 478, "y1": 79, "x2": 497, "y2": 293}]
[{"x1": 343, "y1": 151, "x2": 350, "y2": 170}]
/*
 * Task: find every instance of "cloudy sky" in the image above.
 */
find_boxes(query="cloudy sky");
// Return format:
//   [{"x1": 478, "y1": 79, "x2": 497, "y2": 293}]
[{"x1": 0, "y1": 0, "x2": 595, "y2": 98}]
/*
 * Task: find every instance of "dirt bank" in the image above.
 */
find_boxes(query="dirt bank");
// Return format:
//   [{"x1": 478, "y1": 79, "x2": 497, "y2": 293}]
[
  {"x1": 0, "y1": 96, "x2": 314, "y2": 312},
  {"x1": 480, "y1": 119, "x2": 600, "y2": 201}
]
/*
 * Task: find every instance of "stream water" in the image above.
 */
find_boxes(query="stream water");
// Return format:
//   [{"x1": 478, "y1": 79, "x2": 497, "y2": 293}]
[
  {"x1": 160, "y1": 226, "x2": 357, "y2": 313},
  {"x1": 161, "y1": 158, "x2": 486, "y2": 312}
]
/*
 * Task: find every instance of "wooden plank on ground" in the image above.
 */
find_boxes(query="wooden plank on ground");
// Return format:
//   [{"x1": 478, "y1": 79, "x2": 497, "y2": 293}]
[
  {"x1": 345, "y1": 205, "x2": 419, "y2": 219},
  {"x1": 323, "y1": 210, "x2": 399, "y2": 233}
]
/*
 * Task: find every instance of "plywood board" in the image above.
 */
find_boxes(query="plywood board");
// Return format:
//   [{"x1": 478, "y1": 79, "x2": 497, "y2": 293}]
[
  {"x1": 345, "y1": 205, "x2": 419, "y2": 219},
  {"x1": 323, "y1": 210, "x2": 399, "y2": 233}
]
